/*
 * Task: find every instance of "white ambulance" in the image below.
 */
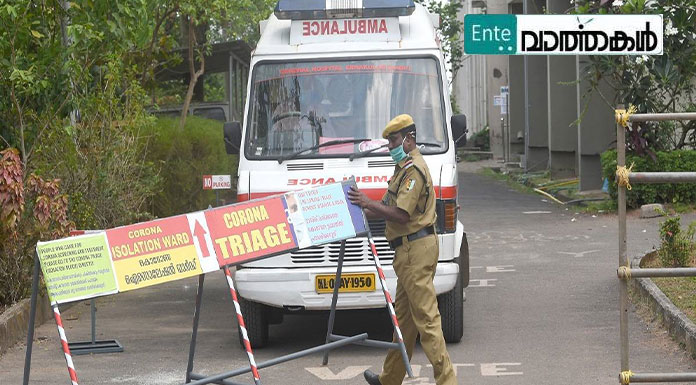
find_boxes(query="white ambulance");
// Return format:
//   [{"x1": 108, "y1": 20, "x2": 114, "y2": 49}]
[{"x1": 223, "y1": 0, "x2": 469, "y2": 347}]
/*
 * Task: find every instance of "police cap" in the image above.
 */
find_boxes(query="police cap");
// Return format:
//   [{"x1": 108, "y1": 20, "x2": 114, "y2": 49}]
[{"x1": 382, "y1": 114, "x2": 416, "y2": 139}]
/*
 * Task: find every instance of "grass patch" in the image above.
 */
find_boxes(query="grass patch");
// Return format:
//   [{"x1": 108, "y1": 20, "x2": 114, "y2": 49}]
[
  {"x1": 478, "y1": 168, "x2": 614, "y2": 212},
  {"x1": 642, "y1": 251, "x2": 696, "y2": 324},
  {"x1": 575, "y1": 199, "x2": 616, "y2": 214},
  {"x1": 673, "y1": 202, "x2": 696, "y2": 214},
  {"x1": 478, "y1": 168, "x2": 536, "y2": 194}
]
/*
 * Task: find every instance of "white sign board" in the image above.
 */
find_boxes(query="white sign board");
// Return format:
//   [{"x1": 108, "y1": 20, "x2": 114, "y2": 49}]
[
  {"x1": 202, "y1": 175, "x2": 232, "y2": 190},
  {"x1": 518, "y1": 14, "x2": 663, "y2": 55},
  {"x1": 290, "y1": 17, "x2": 401, "y2": 45}
]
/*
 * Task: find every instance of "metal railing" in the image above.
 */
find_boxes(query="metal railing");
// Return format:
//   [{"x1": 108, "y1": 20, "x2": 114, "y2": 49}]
[{"x1": 616, "y1": 109, "x2": 696, "y2": 384}]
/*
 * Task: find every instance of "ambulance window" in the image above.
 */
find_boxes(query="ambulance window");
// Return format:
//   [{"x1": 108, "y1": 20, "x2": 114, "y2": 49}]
[{"x1": 245, "y1": 57, "x2": 446, "y2": 160}]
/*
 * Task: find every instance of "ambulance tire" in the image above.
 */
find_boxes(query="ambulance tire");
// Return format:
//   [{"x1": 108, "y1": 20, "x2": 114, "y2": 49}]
[
  {"x1": 238, "y1": 298, "x2": 269, "y2": 348},
  {"x1": 437, "y1": 277, "x2": 463, "y2": 343}
]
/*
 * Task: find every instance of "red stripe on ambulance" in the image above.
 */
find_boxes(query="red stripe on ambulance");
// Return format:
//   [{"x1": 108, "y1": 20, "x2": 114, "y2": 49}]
[{"x1": 239, "y1": 186, "x2": 456, "y2": 202}]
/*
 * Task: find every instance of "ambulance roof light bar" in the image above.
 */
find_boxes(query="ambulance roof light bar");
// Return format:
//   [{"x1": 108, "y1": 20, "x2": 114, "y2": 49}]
[{"x1": 274, "y1": 0, "x2": 415, "y2": 20}]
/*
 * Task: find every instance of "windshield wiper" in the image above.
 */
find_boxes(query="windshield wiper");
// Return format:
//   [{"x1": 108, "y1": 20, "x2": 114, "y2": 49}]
[
  {"x1": 349, "y1": 144, "x2": 388, "y2": 161},
  {"x1": 277, "y1": 138, "x2": 370, "y2": 164},
  {"x1": 349, "y1": 142, "x2": 442, "y2": 161}
]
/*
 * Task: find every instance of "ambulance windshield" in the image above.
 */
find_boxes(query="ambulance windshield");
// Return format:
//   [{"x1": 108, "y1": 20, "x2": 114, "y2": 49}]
[{"x1": 245, "y1": 57, "x2": 446, "y2": 159}]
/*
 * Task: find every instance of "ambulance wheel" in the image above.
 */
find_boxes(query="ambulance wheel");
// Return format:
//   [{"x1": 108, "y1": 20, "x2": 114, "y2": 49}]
[
  {"x1": 238, "y1": 298, "x2": 269, "y2": 348},
  {"x1": 437, "y1": 277, "x2": 463, "y2": 343}
]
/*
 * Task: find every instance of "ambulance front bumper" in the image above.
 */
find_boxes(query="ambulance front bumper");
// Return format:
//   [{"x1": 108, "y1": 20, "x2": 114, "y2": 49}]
[{"x1": 233, "y1": 262, "x2": 459, "y2": 310}]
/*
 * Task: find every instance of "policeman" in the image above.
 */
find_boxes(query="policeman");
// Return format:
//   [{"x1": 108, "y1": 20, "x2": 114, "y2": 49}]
[{"x1": 347, "y1": 114, "x2": 457, "y2": 385}]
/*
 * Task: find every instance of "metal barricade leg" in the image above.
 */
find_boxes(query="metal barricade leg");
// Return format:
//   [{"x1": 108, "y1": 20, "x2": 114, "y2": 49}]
[
  {"x1": 223, "y1": 266, "x2": 262, "y2": 385},
  {"x1": 53, "y1": 305, "x2": 79, "y2": 385},
  {"x1": 22, "y1": 253, "x2": 41, "y2": 385},
  {"x1": 323, "y1": 240, "x2": 346, "y2": 365},
  {"x1": 186, "y1": 274, "x2": 205, "y2": 383},
  {"x1": 617, "y1": 116, "x2": 630, "y2": 376},
  {"x1": 366, "y1": 230, "x2": 413, "y2": 378}
]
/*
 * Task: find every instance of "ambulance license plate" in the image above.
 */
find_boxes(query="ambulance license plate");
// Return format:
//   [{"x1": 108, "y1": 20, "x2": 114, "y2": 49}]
[{"x1": 315, "y1": 273, "x2": 376, "y2": 294}]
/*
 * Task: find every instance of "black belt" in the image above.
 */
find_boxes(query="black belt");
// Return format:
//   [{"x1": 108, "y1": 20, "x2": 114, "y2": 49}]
[{"x1": 389, "y1": 226, "x2": 436, "y2": 250}]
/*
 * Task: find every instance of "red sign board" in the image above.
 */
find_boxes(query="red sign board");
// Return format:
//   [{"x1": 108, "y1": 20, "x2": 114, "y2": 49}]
[{"x1": 205, "y1": 196, "x2": 297, "y2": 266}]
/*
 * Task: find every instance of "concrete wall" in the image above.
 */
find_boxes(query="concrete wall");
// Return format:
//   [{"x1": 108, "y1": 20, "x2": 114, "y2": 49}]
[
  {"x1": 526, "y1": 55, "x2": 549, "y2": 171},
  {"x1": 453, "y1": 1, "x2": 487, "y2": 138},
  {"x1": 546, "y1": 0, "x2": 578, "y2": 179},
  {"x1": 0, "y1": 294, "x2": 53, "y2": 356},
  {"x1": 577, "y1": 57, "x2": 616, "y2": 190},
  {"x1": 520, "y1": 0, "x2": 549, "y2": 171},
  {"x1": 454, "y1": 0, "x2": 616, "y2": 188},
  {"x1": 509, "y1": 55, "x2": 525, "y2": 162},
  {"x1": 486, "y1": 0, "x2": 511, "y2": 159}
]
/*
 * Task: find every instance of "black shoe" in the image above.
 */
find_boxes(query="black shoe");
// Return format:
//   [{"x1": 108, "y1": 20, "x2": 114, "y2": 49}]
[{"x1": 363, "y1": 369, "x2": 382, "y2": 385}]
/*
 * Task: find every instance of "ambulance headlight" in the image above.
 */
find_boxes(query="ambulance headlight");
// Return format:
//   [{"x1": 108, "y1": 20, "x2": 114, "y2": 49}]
[{"x1": 274, "y1": 0, "x2": 415, "y2": 20}]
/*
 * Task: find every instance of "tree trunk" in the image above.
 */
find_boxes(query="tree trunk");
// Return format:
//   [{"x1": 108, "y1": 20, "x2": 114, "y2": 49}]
[{"x1": 179, "y1": 17, "x2": 205, "y2": 129}]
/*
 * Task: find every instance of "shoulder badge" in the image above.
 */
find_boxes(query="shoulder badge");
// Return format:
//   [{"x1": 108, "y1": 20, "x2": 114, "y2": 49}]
[{"x1": 407, "y1": 178, "x2": 416, "y2": 191}]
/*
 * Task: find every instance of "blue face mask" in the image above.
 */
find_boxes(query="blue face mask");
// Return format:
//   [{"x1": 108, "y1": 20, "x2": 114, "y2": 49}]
[{"x1": 389, "y1": 136, "x2": 408, "y2": 163}]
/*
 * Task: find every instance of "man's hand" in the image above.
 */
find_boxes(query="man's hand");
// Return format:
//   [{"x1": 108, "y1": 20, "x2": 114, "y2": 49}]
[{"x1": 347, "y1": 185, "x2": 372, "y2": 209}]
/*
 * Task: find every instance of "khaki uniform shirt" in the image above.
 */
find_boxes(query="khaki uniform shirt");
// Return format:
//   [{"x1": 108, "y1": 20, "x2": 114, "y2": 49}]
[{"x1": 382, "y1": 148, "x2": 436, "y2": 241}]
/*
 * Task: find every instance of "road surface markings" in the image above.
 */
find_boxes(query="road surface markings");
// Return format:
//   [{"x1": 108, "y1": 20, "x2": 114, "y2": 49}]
[
  {"x1": 305, "y1": 363, "x2": 523, "y2": 380},
  {"x1": 469, "y1": 265, "x2": 515, "y2": 288},
  {"x1": 557, "y1": 250, "x2": 600, "y2": 258}
]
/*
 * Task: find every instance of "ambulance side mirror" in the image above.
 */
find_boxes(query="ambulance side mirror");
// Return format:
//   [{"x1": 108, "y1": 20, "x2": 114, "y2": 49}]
[
  {"x1": 223, "y1": 121, "x2": 242, "y2": 154},
  {"x1": 451, "y1": 114, "x2": 468, "y2": 147}
]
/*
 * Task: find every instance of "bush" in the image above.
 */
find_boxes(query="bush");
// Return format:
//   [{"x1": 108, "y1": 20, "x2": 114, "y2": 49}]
[
  {"x1": 31, "y1": 76, "x2": 161, "y2": 230},
  {"x1": 658, "y1": 214, "x2": 696, "y2": 267},
  {"x1": 0, "y1": 149, "x2": 73, "y2": 307},
  {"x1": 144, "y1": 116, "x2": 238, "y2": 218},
  {"x1": 469, "y1": 126, "x2": 490, "y2": 151},
  {"x1": 601, "y1": 150, "x2": 696, "y2": 208}
]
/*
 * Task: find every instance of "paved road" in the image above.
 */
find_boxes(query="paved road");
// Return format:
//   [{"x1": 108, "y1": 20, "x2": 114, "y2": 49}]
[{"x1": 2, "y1": 166, "x2": 696, "y2": 385}]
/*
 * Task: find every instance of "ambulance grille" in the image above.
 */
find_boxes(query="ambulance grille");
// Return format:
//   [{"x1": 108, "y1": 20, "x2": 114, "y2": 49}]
[
  {"x1": 290, "y1": 219, "x2": 394, "y2": 265},
  {"x1": 290, "y1": 237, "x2": 394, "y2": 265},
  {"x1": 368, "y1": 160, "x2": 395, "y2": 168},
  {"x1": 286, "y1": 162, "x2": 324, "y2": 171}
]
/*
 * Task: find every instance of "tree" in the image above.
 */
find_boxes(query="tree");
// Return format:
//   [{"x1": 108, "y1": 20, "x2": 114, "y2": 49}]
[
  {"x1": 177, "y1": 0, "x2": 237, "y2": 129},
  {"x1": 574, "y1": 0, "x2": 696, "y2": 154},
  {"x1": 416, "y1": 0, "x2": 465, "y2": 82},
  {"x1": 216, "y1": 0, "x2": 277, "y2": 45}
]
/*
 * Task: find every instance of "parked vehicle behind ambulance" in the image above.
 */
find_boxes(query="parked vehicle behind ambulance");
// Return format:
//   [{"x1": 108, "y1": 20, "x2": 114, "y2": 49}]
[{"x1": 223, "y1": 0, "x2": 469, "y2": 347}]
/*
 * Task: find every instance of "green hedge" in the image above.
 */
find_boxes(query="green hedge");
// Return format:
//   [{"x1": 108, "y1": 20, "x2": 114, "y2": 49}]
[
  {"x1": 601, "y1": 150, "x2": 696, "y2": 208},
  {"x1": 469, "y1": 126, "x2": 490, "y2": 151},
  {"x1": 144, "y1": 116, "x2": 238, "y2": 218}
]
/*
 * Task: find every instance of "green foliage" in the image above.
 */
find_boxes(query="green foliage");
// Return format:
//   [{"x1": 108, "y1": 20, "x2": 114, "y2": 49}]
[
  {"x1": 204, "y1": 73, "x2": 227, "y2": 102},
  {"x1": 0, "y1": 148, "x2": 73, "y2": 306},
  {"x1": 658, "y1": 213, "x2": 696, "y2": 267},
  {"x1": 573, "y1": 1, "x2": 696, "y2": 152},
  {"x1": 470, "y1": 126, "x2": 490, "y2": 151},
  {"x1": 144, "y1": 116, "x2": 238, "y2": 218},
  {"x1": 601, "y1": 149, "x2": 696, "y2": 208},
  {"x1": 416, "y1": 0, "x2": 464, "y2": 81},
  {"x1": 215, "y1": 0, "x2": 276, "y2": 45},
  {"x1": 31, "y1": 77, "x2": 161, "y2": 229},
  {"x1": 0, "y1": 0, "x2": 270, "y2": 305}
]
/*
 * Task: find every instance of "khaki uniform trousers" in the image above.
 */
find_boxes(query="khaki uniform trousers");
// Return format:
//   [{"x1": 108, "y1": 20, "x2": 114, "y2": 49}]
[{"x1": 379, "y1": 234, "x2": 457, "y2": 385}]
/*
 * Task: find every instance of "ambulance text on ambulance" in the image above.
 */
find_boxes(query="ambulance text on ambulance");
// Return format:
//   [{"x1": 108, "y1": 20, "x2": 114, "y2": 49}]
[{"x1": 301, "y1": 19, "x2": 389, "y2": 36}]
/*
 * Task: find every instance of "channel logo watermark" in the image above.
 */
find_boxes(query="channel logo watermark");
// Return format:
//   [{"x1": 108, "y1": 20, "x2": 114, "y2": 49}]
[{"x1": 464, "y1": 14, "x2": 663, "y2": 55}]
